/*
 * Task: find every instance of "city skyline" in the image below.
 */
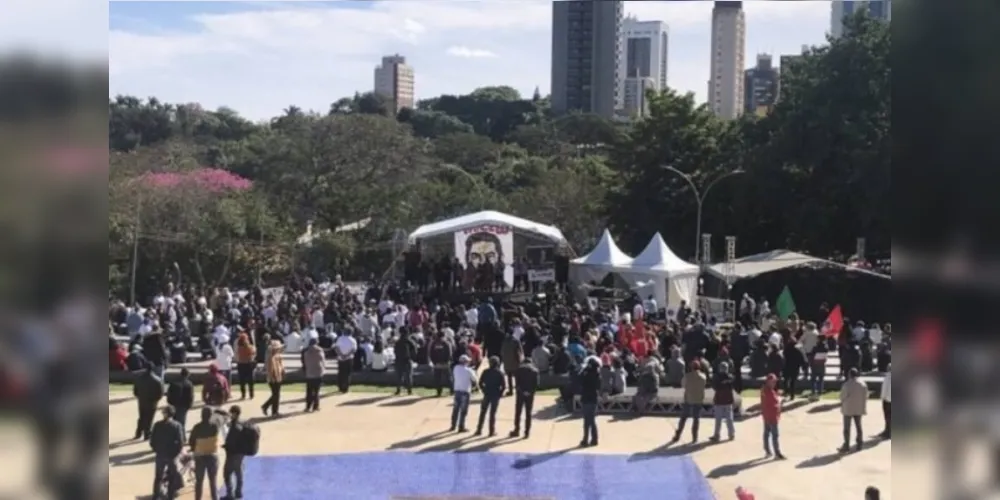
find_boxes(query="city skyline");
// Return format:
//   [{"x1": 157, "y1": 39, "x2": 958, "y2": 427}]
[{"x1": 109, "y1": 1, "x2": 833, "y2": 121}]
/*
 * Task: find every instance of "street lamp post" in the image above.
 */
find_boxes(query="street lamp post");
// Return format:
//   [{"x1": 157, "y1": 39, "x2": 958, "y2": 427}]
[{"x1": 664, "y1": 165, "x2": 745, "y2": 265}]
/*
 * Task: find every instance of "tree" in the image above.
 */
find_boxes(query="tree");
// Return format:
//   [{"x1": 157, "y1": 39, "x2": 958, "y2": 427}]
[{"x1": 397, "y1": 108, "x2": 474, "y2": 139}]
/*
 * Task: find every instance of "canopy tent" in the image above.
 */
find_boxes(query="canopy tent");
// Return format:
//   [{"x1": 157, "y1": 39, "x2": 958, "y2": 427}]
[
  {"x1": 618, "y1": 233, "x2": 700, "y2": 309},
  {"x1": 407, "y1": 210, "x2": 567, "y2": 245},
  {"x1": 571, "y1": 229, "x2": 633, "y2": 268},
  {"x1": 704, "y1": 250, "x2": 891, "y2": 282}
]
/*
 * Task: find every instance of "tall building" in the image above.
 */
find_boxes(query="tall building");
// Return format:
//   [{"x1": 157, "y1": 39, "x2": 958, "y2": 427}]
[
  {"x1": 622, "y1": 17, "x2": 669, "y2": 90},
  {"x1": 744, "y1": 54, "x2": 779, "y2": 116},
  {"x1": 708, "y1": 1, "x2": 746, "y2": 120},
  {"x1": 778, "y1": 45, "x2": 809, "y2": 100},
  {"x1": 373, "y1": 54, "x2": 415, "y2": 112},
  {"x1": 623, "y1": 76, "x2": 656, "y2": 118},
  {"x1": 831, "y1": 0, "x2": 892, "y2": 38},
  {"x1": 551, "y1": 0, "x2": 624, "y2": 118}
]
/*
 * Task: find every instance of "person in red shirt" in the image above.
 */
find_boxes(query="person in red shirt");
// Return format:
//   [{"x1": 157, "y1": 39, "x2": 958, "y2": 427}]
[
  {"x1": 467, "y1": 342, "x2": 483, "y2": 370},
  {"x1": 760, "y1": 374, "x2": 785, "y2": 459}
]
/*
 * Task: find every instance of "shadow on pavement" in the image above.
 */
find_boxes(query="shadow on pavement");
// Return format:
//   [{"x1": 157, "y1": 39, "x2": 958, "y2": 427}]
[{"x1": 705, "y1": 457, "x2": 771, "y2": 478}]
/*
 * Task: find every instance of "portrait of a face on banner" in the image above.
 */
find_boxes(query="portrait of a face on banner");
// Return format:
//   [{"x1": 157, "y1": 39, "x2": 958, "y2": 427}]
[{"x1": 454, "y1": 224, "x2": 514, "y2": 288}]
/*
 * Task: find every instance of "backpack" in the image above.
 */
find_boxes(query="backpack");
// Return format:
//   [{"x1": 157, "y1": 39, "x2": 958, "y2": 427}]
[
  {"x1": 241, "y1": 423, "x2": 261, "y2": 456},
  {"x1": 204, "y1": 375, "x2": 227, "y2": 406}
]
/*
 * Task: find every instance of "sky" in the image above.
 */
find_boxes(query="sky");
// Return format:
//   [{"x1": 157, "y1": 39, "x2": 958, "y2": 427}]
[{"x1": 107, "y1": 1, "x2": 833, "y2": 121}]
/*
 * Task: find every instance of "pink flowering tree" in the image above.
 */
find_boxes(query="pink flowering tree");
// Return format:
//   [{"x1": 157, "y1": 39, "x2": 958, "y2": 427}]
[{"x1": 110, "y1": 160, "x2": 287, "y2": 296}]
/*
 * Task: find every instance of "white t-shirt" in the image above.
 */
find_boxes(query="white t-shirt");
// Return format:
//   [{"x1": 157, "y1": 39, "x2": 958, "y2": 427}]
[
  {"x1": 643, "y1": 299, "x2": 658, "y2": 315},
  {"x1": 512, "y1": 325, "x2": 525, "y2": 341},
  {"x1": 335, "y1": 335, "x2": 358, "y2": 360},
  {"x1": 453, "y1": 365, "x2": 477, "y2": 393},
  {"x1": 378, "y1": 299, "x2": 394, "y2": 316},
  {"x1": 216, "y1": 344, "x2": 234, "y2": 370},
  {"x1": 312, "y1": 310, "x2": 325, "y2": 329},
  {"x1": 768, "y1": 331, "x2": 782, "y2": 348},
  {"x1": 633, "y1": 303, "x2": 645, "y2": 321},
  {"x1": 465, "y1": 308, "x2": 479, "y2": 327}
]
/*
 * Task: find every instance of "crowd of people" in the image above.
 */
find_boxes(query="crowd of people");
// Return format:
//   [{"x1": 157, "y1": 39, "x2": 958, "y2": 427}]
[{"x1": 110, "y1": 273, "x2": 890, "y2": 499}]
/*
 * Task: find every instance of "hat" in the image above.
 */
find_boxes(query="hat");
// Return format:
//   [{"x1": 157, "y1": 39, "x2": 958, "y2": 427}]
[{"x1": 459, "y1": 354, "x2": 470, "y2": 363}]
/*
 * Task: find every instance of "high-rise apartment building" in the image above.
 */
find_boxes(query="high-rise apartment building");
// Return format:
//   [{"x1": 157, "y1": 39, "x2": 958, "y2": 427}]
[
  {"x1": 744, "y1": 54, "x2": 779, "y2": 116},
  {"x1": 622, "y1": 17, "x2": 668, "y2": 89},
  {"x1": 623, "y1": 76, "x2": 656, "y2": 118},
  {"x1": 831, "y1": 0, "x2": 892, "y2": 38},
  {"x1": 778, "y1": 45, "x2": 809, "y2": 101},
  {"x1": 373, "y1": 54, "x2": 415, "y2": 112},
  {"x1": 551, "y1": 0, "x2": 624, "y2": 118},
  {"x1": 708, "y1": 1, "x2": 746, "y2": 120}
]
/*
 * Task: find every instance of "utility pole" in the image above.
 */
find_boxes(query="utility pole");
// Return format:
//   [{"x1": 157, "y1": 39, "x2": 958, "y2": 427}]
[{"x1": 129, "y1": 190, "x2": 142, "y2": 305}]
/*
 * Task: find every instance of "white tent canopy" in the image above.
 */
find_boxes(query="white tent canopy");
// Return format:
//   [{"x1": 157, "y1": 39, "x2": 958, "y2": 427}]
[
  {"x1": 407, "y1": 210, "x2": 567, "y2": 244},
  {"x1": 618, "y1": 233, "x2": 699, "y2": 310},
  {"x1": 571, "y1": 229, "x2": 634, "y2": 267}
]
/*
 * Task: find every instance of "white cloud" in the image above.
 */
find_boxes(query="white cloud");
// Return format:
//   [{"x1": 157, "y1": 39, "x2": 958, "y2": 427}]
[
  {"x1": 446, "y1": 46, "x2": 498, "y2": 59},
  {"x1": 109, "y1": 1, "x2": 832, "y2": 120}
]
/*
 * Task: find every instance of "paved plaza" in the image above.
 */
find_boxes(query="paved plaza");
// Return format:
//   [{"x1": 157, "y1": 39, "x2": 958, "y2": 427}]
[{"x1": 108, "y1": 391, "x2": 893, "y2": 500}]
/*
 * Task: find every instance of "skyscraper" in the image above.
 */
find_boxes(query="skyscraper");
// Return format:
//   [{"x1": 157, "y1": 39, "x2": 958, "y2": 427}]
[
  {"x1": 622, "y1": 17, "x2": 669, "y2": 89},
  {"x1": 709, "y1": 1, "x2": 746, "y2": 120},
  {"x1": 373, "y1": 54, "x2": 415, "y2": 112},
  {"x1": 551, "y1": 0, "x2": 624, "y2": 118},
  {"x1": 623, "y1": 76, "x2": 656, "y2": 118},
  {"x1": 831, "y1": 0, "x2": 892, "y2": 38},
  {"x1": 744, "y1": 54, "x2": 779, "y2": 116}
]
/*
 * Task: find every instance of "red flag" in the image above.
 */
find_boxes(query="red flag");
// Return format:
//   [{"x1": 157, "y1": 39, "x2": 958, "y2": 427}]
[{"x1": 822, "y1": 305, "x2": 844, "y2": 338}]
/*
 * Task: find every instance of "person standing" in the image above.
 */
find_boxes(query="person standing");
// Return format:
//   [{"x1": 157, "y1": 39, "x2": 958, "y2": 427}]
[
  {"x1": 672, "y1": 361, "x2": 706, "y2": 443},
  {"x1": 427, "y1": 333, "x2": 453, "y2": 397},
  {"x1": 450, "y1": 355, "x2": 477, "y2": 432},
  {"x1": 839, "y1": 368, "x2": 868, "y2": 453},
  {"x1": 808, "y1": 342, "x2": 829, "y2": 401},
  {"x1": 760, "y1": 374, "x2": 785, "y2": 459},
  {"x1": 709, "y1": 362, "x2": 737, "y2": 442},
  {"x1": 234, "y1": 333, "x2": 257, "y2": 400},
  {"x1": 149, "y1": 405, "x2": 185, "y2": 500},
  {"x1": 879, "y1": 367, "x2": 891, "y2": 439},
  {"x1": 302, "y1": 339, "x2": 326, "y2": 412},
  {"x1": 217, "y1": 338, "x2": 235, "y2": 384},
  {"x1": 222, "y1": 405, "x2": 253, "y2": 500},
  {"x1": 334, "y1": 330, "x2": 358, "y2": 394},
  {"x1": 579, "y1": 358, "x2": 601, "y2": 447},
  {"x1": 394, "y1": 330, "x2": 417, "y2": 396},
  {"x1": 510, "y1": 358, "x2": 539, "y2": 439},
  {"x1": 475, "y1": 357, "x2": 506, "y2": 437},
  {"x1": 165, "y1": 368, "x2": 194, "y2": 434},
  {"x1": 261, "y1": 341, "x2": 284, "y2": 417},
  {"x1": 501, "y1": 332, "x2": 523, "y2": 397},
  {"x1": 188, "y1": 407, "x2": 221, "y2": 500},
  {"x1": 134, "y1": 368, "x2": 164, "y2": 441}
]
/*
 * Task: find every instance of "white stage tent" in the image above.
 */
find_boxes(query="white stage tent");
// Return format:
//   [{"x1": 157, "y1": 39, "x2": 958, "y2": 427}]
[
  {"x1": 407, "y1": 210, "x2": 567, "y2": 245},
  {"x1": 619, "y1": 233, "x2": 699, "y2": 310},
  {"x1": 570, "y1": 231, "x2": 698, "y2": 311}
]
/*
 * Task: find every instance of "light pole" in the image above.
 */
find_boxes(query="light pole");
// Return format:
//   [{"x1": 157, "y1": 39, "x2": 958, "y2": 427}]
[{"x1": 664, "y1": 165, "x2": 745, "y2": 265}]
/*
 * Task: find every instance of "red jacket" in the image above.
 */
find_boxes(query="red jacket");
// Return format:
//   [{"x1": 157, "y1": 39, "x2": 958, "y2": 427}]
[{"x1": 761, "y1": 386, "x2": 781, "y2": 424}]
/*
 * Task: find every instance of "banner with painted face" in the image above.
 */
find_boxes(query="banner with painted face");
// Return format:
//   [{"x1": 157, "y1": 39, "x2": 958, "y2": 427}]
[{"x1": 454, "y1": 224, "x2": 514, "y2": 288}]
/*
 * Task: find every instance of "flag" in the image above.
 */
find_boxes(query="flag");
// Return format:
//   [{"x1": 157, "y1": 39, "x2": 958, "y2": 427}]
[
  {"x1": 775, "y1": 286, "x2": 796, "y2": 319},
  {"x1": 823, "y1": 305, "x2": 844, "y2": 338}
]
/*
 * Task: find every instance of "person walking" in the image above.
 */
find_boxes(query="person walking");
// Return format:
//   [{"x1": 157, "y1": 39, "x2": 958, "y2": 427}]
[
  {"x1": 839, "y1": 368, "x2": 868, "y2": 453},
  {"x1": 760, "y1": 374, "x2": 785, "y2": 459},
  {"x1": 260, "y1": 341, "x2": 284, "y2": 417},
  {"x1": 165, "y1": 368, "x2": 194, "y2": 434},
  {"x1": 334, "y1": 330, "x2": 358, "y2": 394},
  {"x1": 302, "y1": 339, "x2": 325, "y2": 412},
  {"x1": 427, "y1": 333, "x2": 453, "y2": 397},
  {"x1": 579, "y1": 358, "x2": 601, "y2": 447},
  {"x1": 879, "y1": 366, "x2": 891, "y2": 439},
  {"x1": 134, "y1": 368, "x2": 164, "y2": 441},
  {"x1": 234, "y1": 333, "x2": 257, "y2": 400},
  {"x1": 475, "y1": 356, "x2": 506, "y2": 437},
  {"x1": 709, "y1": 362, "x2": 737, "y2": 442},
  {"x1": 510, "y1": 358, "x2": 539, "y2": 439},
  {"x1": 188, "y1": 407, "x2": 222, "y2": 500},
  {"x1": 149, "y1": 405, "x2": 185, "y2": 500},
  {"x1": 222, "y1": 405, "x2": 253, "y2": 500},
  {"x1": 672, "y1": 361, "x2": 706, "y2": 443},
  {"x1": 394, "y1": 330, "x2": 417, "y2": 396},
  {"x1": 450, "y1": 355, "x2": 477, "y2": 432}
]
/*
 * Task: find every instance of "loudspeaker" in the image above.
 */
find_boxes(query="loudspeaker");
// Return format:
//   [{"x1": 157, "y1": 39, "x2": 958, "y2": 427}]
[
  {"x1": 554, "y1": 256, "x2": 569, "y2": 284},
  {"x1": 403, "y1": 251, "x2": 422, "y2": 283}
]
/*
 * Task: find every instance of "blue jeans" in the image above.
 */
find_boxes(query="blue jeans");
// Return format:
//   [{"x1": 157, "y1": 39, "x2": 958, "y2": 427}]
[
  {"x1": 810, "y1": 367, "x2": 826, "y2": 395},
  {"x1": 451, "y1": 391, "x2": 470, "y2": 430},
  {"x1": 712, "y1": 404, "x2": 735, "y2": 439},
  {"x1": 763, "y1": 422, "x2": 781, "y2": 455}
]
